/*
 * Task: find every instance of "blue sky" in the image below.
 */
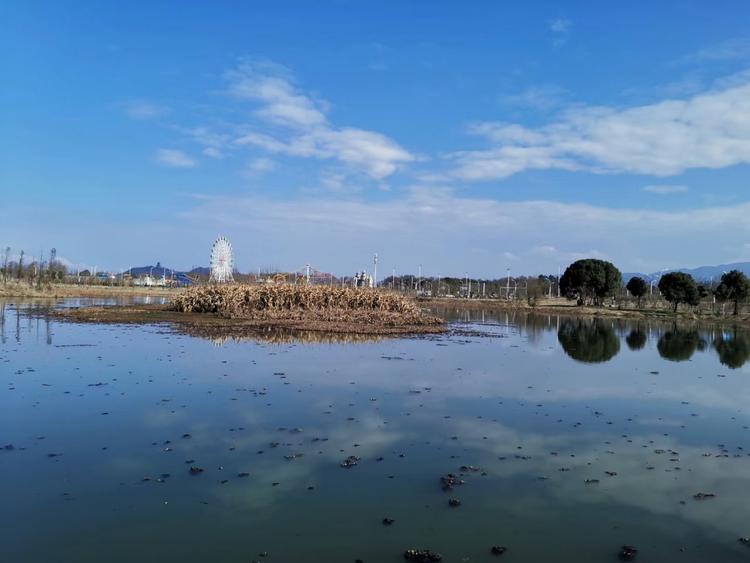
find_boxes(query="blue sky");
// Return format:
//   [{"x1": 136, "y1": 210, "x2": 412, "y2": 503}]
[{"x1": 3, "y1": 1, "x2": 750, "y2": 276}]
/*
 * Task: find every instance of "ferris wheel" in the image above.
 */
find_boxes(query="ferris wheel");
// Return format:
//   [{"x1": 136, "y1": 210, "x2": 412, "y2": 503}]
[{"x1": 209, "y1": 236, "x2": 235, "y2": 283}]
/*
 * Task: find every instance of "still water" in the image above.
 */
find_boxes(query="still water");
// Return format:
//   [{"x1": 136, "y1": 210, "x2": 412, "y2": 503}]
[{"x1": 2, "y1": 299, "x2": 750, "y2": 562}]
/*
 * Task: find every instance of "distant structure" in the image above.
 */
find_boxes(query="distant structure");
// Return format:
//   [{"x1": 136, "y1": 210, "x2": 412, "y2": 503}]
[
  {"x1": 353, "y1": 271, "x2": 373, "y2": 288},
  {"x1": 209, "y1": 236, "x2": 235, "y2": 283}
]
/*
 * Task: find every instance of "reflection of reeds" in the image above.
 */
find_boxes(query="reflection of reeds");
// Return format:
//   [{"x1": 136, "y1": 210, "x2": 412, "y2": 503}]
[
  {"x1": 183, "y1": 325, "x2": 386, "y2": 346},
  {"x1": 172, "y1": 284, "x2": 440, "y2": 326}
]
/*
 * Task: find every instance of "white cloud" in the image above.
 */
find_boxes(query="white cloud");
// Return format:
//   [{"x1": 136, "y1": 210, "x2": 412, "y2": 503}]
[
  {"x1": 447, "y1": 77, "x2": 750, "y2": 181},
  {"x1": 499, "y1": 84, "x2": 571, "y2": 111},
  {"x1": 226, "y1": 61, "x2": 414, "y2": 178},
  {"x1": 244, "y1": 157, "x2": 276, "y2": 176},
  {"x1": 202, "y1": 147, "x2": 224, "y2": 159},
  {"x1": 682, "y1": 37, "x2": 750, "y2": 63},
  {"x1": 124, "y1": 100, "x2": 169, "y2": 119},
  {"x1": 549, "y1": 18, "x2": 571, "y2": 34},
  {"x1": 642, "y1": 184, "x2": 689, "y2": 194},
  {"x1": 549, "y1": 18, "x2": 572, "y2": 46},
  {"x1": 155, "y1": 148, "x2": 196, "y2": 168},
  {"x1": 181, "y1": 187, "x2": 750, "y2": 275}
]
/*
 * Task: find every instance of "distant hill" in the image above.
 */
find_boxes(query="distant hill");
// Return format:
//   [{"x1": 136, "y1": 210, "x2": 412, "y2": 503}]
[
  {"x1": 623, "y1": 262, "x2": 750, "y2": 282},
  {"x1": 126, "y1": 264, "x2": 198, "y2": 285}
]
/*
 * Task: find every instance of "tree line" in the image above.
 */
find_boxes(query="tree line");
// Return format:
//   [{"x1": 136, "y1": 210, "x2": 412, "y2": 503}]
[
  {"x1": 560, "y1": 258, "x2": 750, "y2": 316},
  {"x1": 1, "y1": 247, "x2": 68, "y2": 288}
]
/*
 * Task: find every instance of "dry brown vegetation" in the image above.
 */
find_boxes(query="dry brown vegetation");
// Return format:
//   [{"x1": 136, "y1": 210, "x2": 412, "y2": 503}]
[{"x1": 171, "y1": 284, "x2": 440, "y2": 327}]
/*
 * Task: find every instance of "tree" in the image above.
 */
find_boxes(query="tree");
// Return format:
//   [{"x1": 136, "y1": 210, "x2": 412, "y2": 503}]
[
  {"x1": 658, "y1": 272, "x2": 699, "y2": 312},
  {"x1": 714, "y1": 270, "x2": 750, "y2": 316},
  {"x1": 16, "y1": 250, "x2": 24, "y2": 281},
  {"x1": 626, "y1": 276, "x2": 648, "y2": 308},
  {"x1": 560, "y1": 259, "x2": 623, "y2": 306}
]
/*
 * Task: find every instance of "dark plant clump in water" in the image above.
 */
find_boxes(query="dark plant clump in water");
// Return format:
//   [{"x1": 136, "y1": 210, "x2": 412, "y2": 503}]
[
  {"x1": 440, "y1": 473, "x2": 463, "y2": 491},
  {"x1": 618, "y1": 545, "x2": 638, "y2": 560},
  {"x1": 491, "y1": 545, "x2": 508, "y2": 556},
  {"x1": 340, "y1": 455, "x2": 360, "y2": 468},
  {"x1": 404, "y1": 548, "x2": 443, "y2": 561}
]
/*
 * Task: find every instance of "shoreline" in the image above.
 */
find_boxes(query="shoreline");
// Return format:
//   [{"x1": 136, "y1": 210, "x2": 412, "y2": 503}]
[
  {"x1": 0, "y1": 283, "x2": 182, "y2": 298},
  {"x1": 50, "y1": 304, "x2": 446, "y2": 336},
  {"x1": 423, "y1": 297, "x2": 750, "y2": 328}
]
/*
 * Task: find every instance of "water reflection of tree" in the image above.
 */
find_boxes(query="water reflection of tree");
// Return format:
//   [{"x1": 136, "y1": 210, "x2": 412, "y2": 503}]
[
  {"x1": 657, "y1": 327, "x2": 706, "y2": 362},
  {"x1": 558, "y1": 319, "x2": 620, "y2": 363},
  {"x1": 625, "y1": 328, "x2": 647, "y2": 351},
  {"x1": 713, "y1": 330, "x2": 750, "y2": 369}
]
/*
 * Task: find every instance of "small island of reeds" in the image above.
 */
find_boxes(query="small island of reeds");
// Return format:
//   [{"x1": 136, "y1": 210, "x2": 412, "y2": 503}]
[{"x1": 54, "y1": 284, "x2": 445, "y2": 336}]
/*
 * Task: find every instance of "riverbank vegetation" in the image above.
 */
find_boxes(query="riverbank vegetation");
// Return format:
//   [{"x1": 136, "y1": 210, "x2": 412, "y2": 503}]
[
  {"x1": 51, "y1": 284, "x2": 444, "y2": 336},
  {"x1": 172, "y1": 284, "x2": 440, "y2": 326}
]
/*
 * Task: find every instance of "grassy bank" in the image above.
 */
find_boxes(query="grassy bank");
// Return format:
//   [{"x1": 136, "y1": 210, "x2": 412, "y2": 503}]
[
  {"x1": 423, "y1": 296, "x2": 750, "y2": 327},
  {"x1": 0, "y1": 281, "x2": 182, "y2": 298}
]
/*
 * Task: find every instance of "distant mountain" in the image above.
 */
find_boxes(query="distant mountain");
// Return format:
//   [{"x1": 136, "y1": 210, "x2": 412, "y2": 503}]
[
  {"x1": 127, "y1": 263, "x2": 178, "y2": 277},
  {"x1": 623, "y1": 262, "x2": 750, "y2": 283},
  {"x1": 126, "y1": 264, "x2": 197, "y2": 285}
]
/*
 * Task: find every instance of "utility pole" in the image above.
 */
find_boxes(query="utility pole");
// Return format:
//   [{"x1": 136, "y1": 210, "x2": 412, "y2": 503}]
[
  {"x1": 418, "y1": 264, "x2": 422, "y2": 294},
  {"x1": 305, "y1": 264, "x2": 311, "y2": 284},
  {"x1": 392, "y1": 268, "x2": 395, "y2": 290},
  {"x1": 373, "y1": 253, "x2": 378, "y2": 288},
  {"x1": 557, "y1": 265, "x2": 561, "y2": 298}
]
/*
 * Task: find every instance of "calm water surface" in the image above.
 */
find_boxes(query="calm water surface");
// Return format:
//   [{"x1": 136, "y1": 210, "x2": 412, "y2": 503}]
[{"x1": 2, "y1": 299, "x2": 750, "y2": 562}]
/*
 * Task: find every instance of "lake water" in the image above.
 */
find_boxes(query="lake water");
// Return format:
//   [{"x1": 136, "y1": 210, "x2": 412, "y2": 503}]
[{"x1": 2, "y1": 299, "x2": 750, "y2": 562}]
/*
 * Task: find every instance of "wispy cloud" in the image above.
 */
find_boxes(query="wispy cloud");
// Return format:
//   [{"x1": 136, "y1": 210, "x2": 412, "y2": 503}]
[
  {"x1": 227, "y1": 61, "x2": 414, "y2": 178},
  {"x1": 498, "y1": 84, "x2": 571, "y2": 111},
  {"x1": 549, "y1": 18, "x2": 572, "y2": 47},
  {"x1": 445, "y1": 75, "x2": 750, "y2": 181},
  {"x1": 124, "y1": 100, "x2": 170, "y2": 119},
  {"x1": 181, "y1": 187, "x2": 750, "y2": 274},
  {"x1": 642, "y1": 184, "x2": 689, "y2": 194},
  {"x1": 243, "y1": 156, "x2": 276, "y2": 176},
  {"x1": 682, "y1": 37, "x2": 750, "y2": 63},
  {"x1": 155, "y1": 148, "x2": 195, "y2": 168}
]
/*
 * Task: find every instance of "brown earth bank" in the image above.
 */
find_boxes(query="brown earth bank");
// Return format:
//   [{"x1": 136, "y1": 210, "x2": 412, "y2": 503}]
[
  {"x1": 423, "y1": 297, "x2": 750, "y2": 328},
  {"x1": 51, "y1": 304, "x2": 445, "y2": 336},
  {"x1": 48, "y1": 285, "x2": 444, "y2": 336}
]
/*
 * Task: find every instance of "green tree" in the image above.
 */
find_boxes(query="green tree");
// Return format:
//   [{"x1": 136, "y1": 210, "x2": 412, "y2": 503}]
[
  {"x1": 658, "y1": 272, "x2": 699, "y2": 312},
  {"x1": 626, "y1": 276, "x2": 648, "y2": 308},
  {"x1": 560, "y1": 259, "x2": 623, "y2": 306},
  {"x1": 714, "y1": 270, "x2": 750, "y2": 316}
]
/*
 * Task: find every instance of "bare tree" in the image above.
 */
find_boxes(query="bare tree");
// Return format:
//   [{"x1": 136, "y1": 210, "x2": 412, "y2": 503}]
[
  {"x1": 1, "y1": 247, "x2": 9, "y2": 287},
  {"x1": 16, "y1": 250, "x2": 24, "y2": 281}
]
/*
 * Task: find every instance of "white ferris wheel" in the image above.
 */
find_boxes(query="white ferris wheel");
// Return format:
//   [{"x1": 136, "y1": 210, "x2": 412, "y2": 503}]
[{"x1": 209, "y1": 236, "x2": 235, "y2": 283}]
